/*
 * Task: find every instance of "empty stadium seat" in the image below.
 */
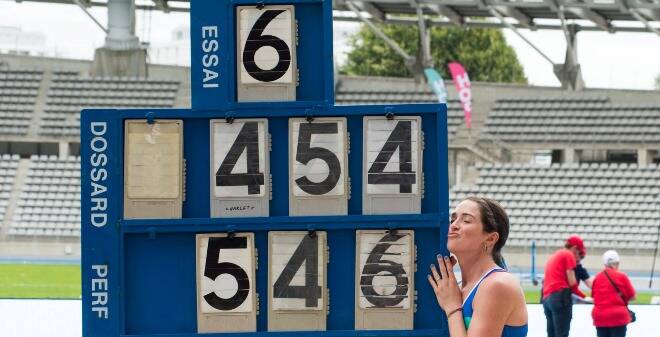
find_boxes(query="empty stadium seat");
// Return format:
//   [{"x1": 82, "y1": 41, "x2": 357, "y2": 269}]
[
  {"x1": 450, "y1": 162, "x2": 660, "y2": 251},
  {"x1": 8, "y1": 156, "x2": 81, "y2": 238}
]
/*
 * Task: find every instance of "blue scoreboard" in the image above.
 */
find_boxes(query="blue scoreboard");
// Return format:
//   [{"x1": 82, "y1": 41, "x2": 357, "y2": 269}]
[{"x1": 81, "y1": 0, "x2": 449, "y2": 336}]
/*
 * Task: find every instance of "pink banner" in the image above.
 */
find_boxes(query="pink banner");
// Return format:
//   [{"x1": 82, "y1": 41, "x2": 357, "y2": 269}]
[{"x1": 448, "y1": 62, "x2": 472, "y2": 129}]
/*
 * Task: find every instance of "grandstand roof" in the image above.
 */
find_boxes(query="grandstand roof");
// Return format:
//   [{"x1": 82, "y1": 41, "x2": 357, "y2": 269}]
[{"x1": 15, "y1": 0, "x2": 660, "y2": 33}]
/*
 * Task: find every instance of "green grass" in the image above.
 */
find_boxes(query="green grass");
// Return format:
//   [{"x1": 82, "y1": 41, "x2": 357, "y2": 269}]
[
  {"x1": 524, "y1": 289, "x2": 542, "y2": 304},
  {"x1": 0, "y1": 263, "x2": 658, "y2": 304},
  {"x1": 524, "y1": 289, "x2": 660, "y2": 305},
  {"x1": 0, "y1": 263, "x2": 81, "y2": 299}
]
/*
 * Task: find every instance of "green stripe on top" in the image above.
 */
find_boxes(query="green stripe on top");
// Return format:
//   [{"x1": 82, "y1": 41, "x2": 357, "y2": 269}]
[{"x1": 464, "y1": 316, "x2": 472, "y2": 329}]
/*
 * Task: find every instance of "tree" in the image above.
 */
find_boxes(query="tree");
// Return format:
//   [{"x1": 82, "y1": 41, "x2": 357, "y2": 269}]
[
  {"x1": 341, "y1": 24, "x2": 527, "y2": 84},
  {"x1": 655, "y1": 73, "x2": 660, "y2": 90}
]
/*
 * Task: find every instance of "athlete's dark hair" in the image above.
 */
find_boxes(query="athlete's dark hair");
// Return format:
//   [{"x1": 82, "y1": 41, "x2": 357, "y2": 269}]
[{"x1": 464, "y1": 196, "x2": 509, "y2": 268}]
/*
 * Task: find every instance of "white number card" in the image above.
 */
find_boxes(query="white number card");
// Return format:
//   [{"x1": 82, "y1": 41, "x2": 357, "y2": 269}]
[
  {"x1": 365, "y1": 118, "x2": 420, "y2": 195},
  {"x1": 357, "y1": 230, "x2": 413, "y2": 309},
  {"x1": 213, "y1": 120, "x2": 267, "y2": 197},
  {"x1": 238, "y1": 7, "x2": 294, "y2": 84},
  {"x1": 290, "y1": 118, "x2": 346, "y2": 197},
  {"x1": 196, "y1": 233, "x2": 257, "y2": 333}
]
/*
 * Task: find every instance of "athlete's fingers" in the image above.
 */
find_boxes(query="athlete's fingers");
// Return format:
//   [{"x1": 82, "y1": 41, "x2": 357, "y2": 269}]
[
  {"x1": 430, "y1": 263, "x2": 441, "y2": 282},
  {"x1": 450, "y1": 255, "x2": 457, "y2": 267},
  {"x1": 438, "y1": 255, "x2": 448, "y2": 281},
  {"x1": 427, "y1": 274, "x2": 438, "y2": 291},
  {"x1": 442, "y1": 256, "x2": 452, "y2": 280},
  {"x1": 445, "y1": 256, "x2": 457, "y2": 282}
]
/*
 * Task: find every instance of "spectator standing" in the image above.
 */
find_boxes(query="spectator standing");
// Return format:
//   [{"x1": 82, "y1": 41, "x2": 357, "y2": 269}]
[
  {"x1": 571, "y1": 251, "x2": 594, "y2": 302},
  {"x1": 542, "y1": 235, "x2": 585, "y2": 337},
  {"x1": 591, "y1": 250, "x2": 636, "y2": 337}
]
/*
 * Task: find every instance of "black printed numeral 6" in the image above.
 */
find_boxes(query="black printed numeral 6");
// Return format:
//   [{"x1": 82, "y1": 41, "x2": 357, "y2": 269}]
[
  {"x1": 243, "y1": 10, "x2": 291, "y2": 82},
  {"x1": 360, "y1": 233, "x2": 409, "y2": 307}
]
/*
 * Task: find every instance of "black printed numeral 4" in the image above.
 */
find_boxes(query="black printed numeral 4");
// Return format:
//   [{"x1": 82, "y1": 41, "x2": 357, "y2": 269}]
[
  {"x1": 273, "y1": 235, "x2": 322, "y2": 307},
  {"x1": 295, "y1": 123, "x2": 341, "y2": 195},
  {"x1": 243, "y1": 10, "x2": 291, "y2": 82},
  {"x1": 368, "y1": 121, "x2": 415, "y2": 193},
  {"x1": 216, "y1": 122, "x2": 265, "y2": 194},
  {"x1": 360, "y1": 233, "x2": 409, "y2": 307},
  {"x1": 203, "y1": 237, "x2": 250, "y2": 311}
]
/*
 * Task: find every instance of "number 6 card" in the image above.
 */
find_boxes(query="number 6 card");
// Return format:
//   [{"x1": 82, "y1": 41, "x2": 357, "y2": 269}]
[
  {"x1": 355, "y1": 230, "x2": 415, "y2": 330},
  {"x1": 236, "y1": 5, "x2": 296, "y2": 102}
]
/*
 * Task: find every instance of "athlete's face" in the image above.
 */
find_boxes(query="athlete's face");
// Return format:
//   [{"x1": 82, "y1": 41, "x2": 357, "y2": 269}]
[{"x1": 447, "y1": 199, "x2": 495, "y2": 255}]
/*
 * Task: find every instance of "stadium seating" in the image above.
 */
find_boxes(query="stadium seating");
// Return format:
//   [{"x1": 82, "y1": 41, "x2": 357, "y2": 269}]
[
  {"x1": 39, "y1": 72, "x2": 179, "y2": 137},
  {"x1": 0, "y1": 70, "x2": 42, "y2": 136},
  {"x1": 483, "y1": 96, "x2": 660, "y2": 143},
  {"x1": 335, "y1": 87, "x2": 464, "y2": 139},
  {"x1": 450, "y1": 162, "x2": 660, "y2": 250},
  {"x1": 8, "y1": 155, "x2": 80, "y2": 238},
  {"x1": 0, "y1": 154, "x2": 20, "y2": 226}
]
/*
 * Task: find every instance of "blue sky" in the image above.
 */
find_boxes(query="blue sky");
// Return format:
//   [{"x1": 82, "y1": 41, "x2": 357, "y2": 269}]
[{"x1": 2, "y1": 1, "x2": 659, "y2": 90}]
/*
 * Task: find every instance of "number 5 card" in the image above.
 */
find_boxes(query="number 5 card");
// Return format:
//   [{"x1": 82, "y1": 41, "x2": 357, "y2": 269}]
[
  {"x1": 196, "y1": 233, "x2": 257, "y2": 333},
  {"x1": 289, "y1": 117, "x2": 348, "y2": 216}
]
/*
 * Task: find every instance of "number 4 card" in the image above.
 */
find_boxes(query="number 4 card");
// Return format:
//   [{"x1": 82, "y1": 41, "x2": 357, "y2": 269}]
[
  {"x1": 363, "y1": 116, "x2": 423, "y2": 215},
  {"x1": 268, "y1": 231, "x2": 327, "y2": 331},
  {"x1": 355, "y1": 230, "x2": 415, "y2": 330},
  {"x1": 210, "y1": 119, "x2": 270, "y2": 217}
]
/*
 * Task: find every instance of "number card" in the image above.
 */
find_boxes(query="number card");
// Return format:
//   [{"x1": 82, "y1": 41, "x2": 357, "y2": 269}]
[
  {"x1": 237, "y1": 5, "x2": 297, "y2": 102},
  {"x1": 123, "y1": 119, "x2": 183, "y2": 219},
  {"x1": 196, "y1": 233, "x2": 257, "y2": 333},
  {"x1": 363, "y1": 116, "x2": 422, "y2": 215},
  {"x1": 210, "y1": 119, "x2": 270, "y2": 217},
  {"x1": 355, "y1": 230, "x2": 415, "y2": 330},
  {"x1": 289, "y1": 117, "x2": 348, "y2": 216},
  {"x1": 268, "y1": 231, "x2": 327, "y2": 331}
]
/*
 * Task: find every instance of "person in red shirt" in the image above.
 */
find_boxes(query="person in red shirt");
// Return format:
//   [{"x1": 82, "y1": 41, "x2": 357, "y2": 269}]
[
  {"x1": 541, "y1": 235, "x2": 585, "y2": 337},
  {"x1": 571, "y1": 251, "x2": 594, "y2": 302},
  {"x1": 591, "y1": 250, "x2": 636, "y2": 337}
]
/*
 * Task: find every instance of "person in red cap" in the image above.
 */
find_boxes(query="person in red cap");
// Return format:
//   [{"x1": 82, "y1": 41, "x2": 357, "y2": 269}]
[{"x1": 541, "y1": 235, "x2": 585, "y2": 337}]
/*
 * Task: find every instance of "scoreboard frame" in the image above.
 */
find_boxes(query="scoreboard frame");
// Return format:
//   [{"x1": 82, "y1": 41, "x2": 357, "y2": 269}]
[
  {"x1": 82, "y1": 0, "x2": 451, "y2": 336},
  {"x1": 81, "y1": 105, "x2": 449, "y2": 337}
]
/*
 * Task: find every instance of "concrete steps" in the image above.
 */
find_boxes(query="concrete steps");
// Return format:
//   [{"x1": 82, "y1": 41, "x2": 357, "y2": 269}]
[{"x1": 0, "y1": 159, "x2": 29, "y2": 239}]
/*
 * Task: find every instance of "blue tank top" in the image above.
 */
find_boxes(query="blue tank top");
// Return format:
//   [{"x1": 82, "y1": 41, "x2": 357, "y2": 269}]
[{"x1": 462, "y1": 268, "x2": 528, "y2": 337}]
